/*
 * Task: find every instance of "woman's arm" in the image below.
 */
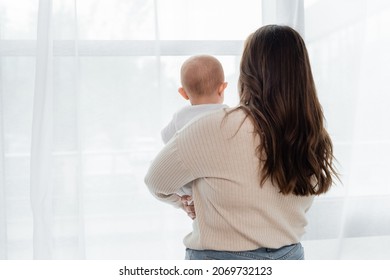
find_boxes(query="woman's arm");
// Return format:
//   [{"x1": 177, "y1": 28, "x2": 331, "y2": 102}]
[{"x1": 144, "y1": 137, "x2": 196, "y2": 207}]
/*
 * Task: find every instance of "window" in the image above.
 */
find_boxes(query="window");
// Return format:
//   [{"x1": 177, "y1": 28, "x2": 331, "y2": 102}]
[{"x1": 0, "y1": 0, "x2": 261, "y2": 259}]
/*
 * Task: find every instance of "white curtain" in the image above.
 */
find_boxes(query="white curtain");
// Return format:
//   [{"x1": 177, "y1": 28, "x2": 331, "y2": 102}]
[
  {"x1": 30, "y1": 0, "x2": 55, "y2": 259},
  {"x1": 30, "y1": 0, "x2": 85, "y2": 259},
  {"x1": 0, "y1": 0, "x2": 389, "y2": 260},
  {"x1": 262, "y1": 0, "x2": 305, "y2": 35},
  {"x1": 303, "y1": 0, "x2": 390, "y2": 259}
]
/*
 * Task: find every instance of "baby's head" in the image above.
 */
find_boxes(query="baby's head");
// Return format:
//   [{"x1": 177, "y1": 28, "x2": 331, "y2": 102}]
[{"x1": 179, "y1": 55, "x2": 227, "y2": 105}]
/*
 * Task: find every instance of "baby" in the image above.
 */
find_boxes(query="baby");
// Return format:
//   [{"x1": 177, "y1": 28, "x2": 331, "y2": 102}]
[{"x1": 161, "y1": 55, "x2": 228, "y2": 198}]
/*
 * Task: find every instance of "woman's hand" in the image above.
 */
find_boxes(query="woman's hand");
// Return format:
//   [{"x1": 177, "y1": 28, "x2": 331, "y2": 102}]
[{"x1": 181, "y1": 195, "x2": 196, "y2": 220}]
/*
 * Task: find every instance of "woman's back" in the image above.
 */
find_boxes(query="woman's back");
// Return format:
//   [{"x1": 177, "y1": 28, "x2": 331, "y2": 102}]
[{"x1": 146, "y1": 108, "x2": 314, "y2": 251}]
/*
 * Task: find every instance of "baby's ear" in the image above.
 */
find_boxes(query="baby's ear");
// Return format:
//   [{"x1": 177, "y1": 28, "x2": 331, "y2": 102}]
[
  {"x1": 178, "y1": 87, "x2": 190, "y2": 100},
  {"x1": 218, "y1": 82, "x2": 228, "y2": 95}
]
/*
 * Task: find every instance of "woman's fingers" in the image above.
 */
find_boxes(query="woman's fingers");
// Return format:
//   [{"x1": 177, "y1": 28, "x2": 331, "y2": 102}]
[{"x1": 181, "y1": 195, "x2": 196, "y2": 219}]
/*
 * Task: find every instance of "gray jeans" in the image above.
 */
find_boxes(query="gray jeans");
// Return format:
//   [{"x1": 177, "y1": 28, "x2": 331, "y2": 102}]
[{"x1": 185, "y1": 243, "x2": 304, "y2": 260}]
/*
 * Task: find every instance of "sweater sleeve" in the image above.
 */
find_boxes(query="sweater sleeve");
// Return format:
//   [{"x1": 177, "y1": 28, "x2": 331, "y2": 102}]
[{"x1": 144, "y1": 136, "x2": 196, "y2": 207}]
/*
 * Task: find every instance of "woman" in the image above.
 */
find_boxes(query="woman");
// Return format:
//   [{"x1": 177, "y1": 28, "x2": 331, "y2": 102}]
[{"x1": 144, "y1": 25, "x2": 338, "y2": 260}]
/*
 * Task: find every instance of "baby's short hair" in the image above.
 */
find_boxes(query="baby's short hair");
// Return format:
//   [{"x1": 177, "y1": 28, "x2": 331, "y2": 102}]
[{"x1": 180, "y1": 55, "x2": 224, "y2": 97}]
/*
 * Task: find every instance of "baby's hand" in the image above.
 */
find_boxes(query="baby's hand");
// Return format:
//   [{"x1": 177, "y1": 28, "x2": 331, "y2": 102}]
[{"x1": 181, "y1": 195, "x2": 196, "y2": 220}]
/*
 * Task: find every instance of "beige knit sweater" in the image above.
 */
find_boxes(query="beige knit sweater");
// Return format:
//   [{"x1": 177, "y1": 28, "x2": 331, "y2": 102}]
[{"x1": 145, "y1": 108, "x2": 314, "y2": 251}]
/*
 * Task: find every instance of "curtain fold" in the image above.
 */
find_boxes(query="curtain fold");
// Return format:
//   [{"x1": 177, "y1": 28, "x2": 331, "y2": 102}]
[
  {"x1": 30, "y1": 0, "x2": 54, "y2": 259},
  {"x1": 30, "y1": 0, "x2": 86, "y2": 259},
  {"x1": 72, "y1": 0, "x2": 86, "y2": 259},
  {"x1": 262, "y1": 0, "x2": 305, "y2": 36},
  {"x1": 0, "y1": 52, "x2": 7, "y2": 259}
]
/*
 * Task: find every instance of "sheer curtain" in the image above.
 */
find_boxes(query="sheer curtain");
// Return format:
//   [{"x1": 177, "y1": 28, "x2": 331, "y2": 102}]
[
  {"x1": 303, "y1": 0, "x2": 390, "y2": 259},
  {"x1": 0, "y1": 0, "x2": 389, "y2": 260}
]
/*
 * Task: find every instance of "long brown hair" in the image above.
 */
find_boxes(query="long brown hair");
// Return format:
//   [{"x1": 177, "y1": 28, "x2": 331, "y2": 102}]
[{"x1": 238, "y1": 25, "x2": 338, "y2": 196}]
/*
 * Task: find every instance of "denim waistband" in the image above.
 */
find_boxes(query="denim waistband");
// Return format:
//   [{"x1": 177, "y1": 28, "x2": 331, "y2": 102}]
[{"x1": 185, "y1": 243, "x2": 304, "y2": 260}]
